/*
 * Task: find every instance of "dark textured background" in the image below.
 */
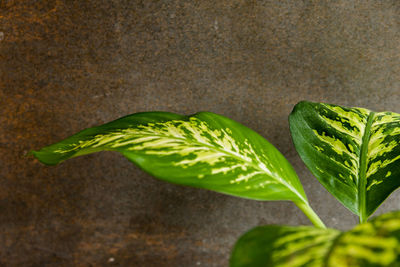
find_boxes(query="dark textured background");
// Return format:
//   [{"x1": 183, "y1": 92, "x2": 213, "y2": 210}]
[{"x1": 2, "y1": 1, "x2": 400, "y2": 266}]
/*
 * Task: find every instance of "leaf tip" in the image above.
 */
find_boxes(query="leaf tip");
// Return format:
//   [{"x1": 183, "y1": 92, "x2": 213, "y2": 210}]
[{"x1": 28, "y1": 149, "x2": 61, "y2": 166}]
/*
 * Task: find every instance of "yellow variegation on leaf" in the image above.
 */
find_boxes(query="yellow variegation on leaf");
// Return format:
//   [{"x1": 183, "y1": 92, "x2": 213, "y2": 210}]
[
  {"x1": 231, "y1": 211, "x2": 400, "y2": 267},
  {"x1": 31, "y1": 111, "x2": 325, "y2": 227},
  {"x1": 290, "y1": 101, "x2": 400, "y2": 222}
]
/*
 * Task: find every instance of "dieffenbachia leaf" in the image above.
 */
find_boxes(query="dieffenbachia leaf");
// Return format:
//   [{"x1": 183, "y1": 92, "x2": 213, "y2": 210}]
[
  {"x1": 231, "y1": 211, "x2": 400, "y2": 267},
  {"x1": 31, "y1": 111, "x2": 308, "y2": 203},
  {"x1": 290, "y1": 101, "x2": 400, "y2": 221}
]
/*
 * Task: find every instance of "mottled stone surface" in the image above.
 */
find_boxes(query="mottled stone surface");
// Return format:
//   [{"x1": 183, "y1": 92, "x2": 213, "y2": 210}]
[{"x1": 2, "y1": 0, "x2": 400, "y2": 266}]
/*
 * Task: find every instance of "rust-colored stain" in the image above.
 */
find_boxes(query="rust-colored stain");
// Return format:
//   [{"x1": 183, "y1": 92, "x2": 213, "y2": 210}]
[{"x1": 0, "y1": 1, "x2": 61, "y2": 42}]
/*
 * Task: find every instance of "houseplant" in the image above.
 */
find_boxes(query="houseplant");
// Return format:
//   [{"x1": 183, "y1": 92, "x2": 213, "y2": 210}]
[{"x1": 31, "y1": 101, "x2": 400, "y2": 266}]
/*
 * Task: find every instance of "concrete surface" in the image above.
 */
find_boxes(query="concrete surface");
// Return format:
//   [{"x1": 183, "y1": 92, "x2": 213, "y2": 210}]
[{"x1": 2, "y1": 0, "x2": 400, "y2": 266}]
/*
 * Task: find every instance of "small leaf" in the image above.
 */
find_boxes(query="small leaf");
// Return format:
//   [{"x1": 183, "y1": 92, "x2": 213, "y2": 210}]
[
  {"x1": 31, "y1": 111, "x2": 307, "y2": 203},
  {"x1": 231, "y1": 211, "x2": 400, "y2": 267},
  {"x1": 290, "y1": 101, "x2": 400, "y2": 220}
]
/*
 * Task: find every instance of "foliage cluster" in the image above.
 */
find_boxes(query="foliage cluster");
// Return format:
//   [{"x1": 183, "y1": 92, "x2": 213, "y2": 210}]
[{"x1": 32, "y1": 101, "x2": 400, "y2": 266}]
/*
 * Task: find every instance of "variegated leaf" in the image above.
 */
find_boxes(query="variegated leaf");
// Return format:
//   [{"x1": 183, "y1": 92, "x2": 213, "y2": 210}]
[
  {"x1": 231, "y1": 211, "x2": 400, "y2": 267},
  {"x1": 31, "y1": 111, "x2": 308, "y2": 203},
  {"x1": 290, "y1": 101, "x2": 400, "y2": 221}
]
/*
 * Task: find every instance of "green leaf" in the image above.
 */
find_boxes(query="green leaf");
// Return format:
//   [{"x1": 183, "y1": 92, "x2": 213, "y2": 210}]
[
  {"x1": 290, "y1": 101, "x2": 400, "y2": 221},
  {"x1": 231, "y1": 211, "x2": 400, "y2": 267},
  {"x1": 31, "y1": 111, "x2": 307, "y2": 203}
]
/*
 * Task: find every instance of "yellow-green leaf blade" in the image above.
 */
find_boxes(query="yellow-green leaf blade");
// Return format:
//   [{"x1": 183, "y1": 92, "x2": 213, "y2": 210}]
[
  {"x1": 328, "y1": 211, "x2": 400, "y2": 266},
  {"x1": 290, "y1": 101, "x2": 400, "y2": 219},
  {"x1": 231, "y1": 225, "x2": 339, "y2": 267},
  {"x1": 31, "y1": 111, "x2": 307, "y2": 203},
  {"x1": 231, "y1": 211, "x2": 400, "y2": 267},
  {"x1": 366, "y1": 111, "x2": 400, "y2": 215}
]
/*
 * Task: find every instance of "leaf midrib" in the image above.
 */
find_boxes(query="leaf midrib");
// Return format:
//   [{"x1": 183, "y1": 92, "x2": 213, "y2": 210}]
[
  {"x1": 358, "y1": 112, "x2": 375, "y2": 222},
  {"x1": 107, "y1": 130, "x2": 307, "y2": 203}
]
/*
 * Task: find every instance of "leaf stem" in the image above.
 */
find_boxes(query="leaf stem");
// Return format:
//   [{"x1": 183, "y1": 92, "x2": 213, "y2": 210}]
[{"x1": 295, "y1": 201, "x2": 326, "y2": 229}]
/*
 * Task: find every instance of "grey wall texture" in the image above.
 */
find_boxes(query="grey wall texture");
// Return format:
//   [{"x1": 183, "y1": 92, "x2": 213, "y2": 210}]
[{"x1": 2, "y1": 0, "x2": 400, "y2": 266}]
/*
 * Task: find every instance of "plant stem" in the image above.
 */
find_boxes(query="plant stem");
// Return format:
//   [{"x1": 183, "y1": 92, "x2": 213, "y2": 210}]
[{"x1": 295, "y1": 201, "x2": 326, "y2": 229}]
